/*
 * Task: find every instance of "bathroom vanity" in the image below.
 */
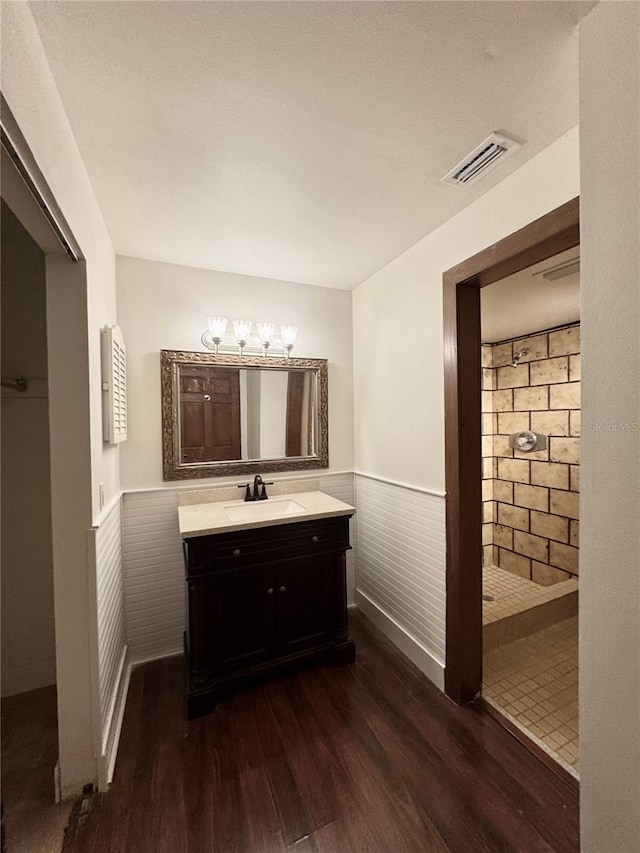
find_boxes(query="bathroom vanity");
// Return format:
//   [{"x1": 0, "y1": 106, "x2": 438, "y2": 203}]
[{"x1": 179, "y1": 489, "x2": 355, "y2": 717}]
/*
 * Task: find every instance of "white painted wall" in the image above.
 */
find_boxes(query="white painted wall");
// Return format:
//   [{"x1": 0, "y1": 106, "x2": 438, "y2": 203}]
[
  {"x1": 246, "y1": 370, "x2": 261, "y2": 459},
  {"x1": 579, "y1": 4, "x2": 640, "y2": 850},
  {"x1": 116, "y1": 255, "x2": 354, "y2": 490},
  {"x1": 259, "y1": 370, "x2": 288, "y2": 459},
  {"x1": 1, "y1": 204, "x2": 56, "y2": 697},
  {"x1": 1, "y1": 3, "x2": 121, "y2": 796},
  {"x1": 353, "y1": 126, "x2": 579, "y2": 491}
]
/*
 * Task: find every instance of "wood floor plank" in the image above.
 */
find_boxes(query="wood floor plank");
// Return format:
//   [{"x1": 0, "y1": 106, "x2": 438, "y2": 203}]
[
  {"x1": 312, "y1": 665, "x2": 468, "y2": 852},
  {"x1": 298, "y1": 670, "x2": 445, "y2": 853},
  {"x1": 264, "y1": 677, "x2": 340, "y2": 832},
  {"x1": 232, "y1": 691, "x2": 286, "y2": 852},
  {"x1": 212, "y1": 776, "x2": 250, "y2": 853},
  {"x1": 182, "y1": 718, "x2": 216, "y2": 853},
  {"x1": 251, "y1": 686, "x2": 316, "y2": 846},
  {"x1": 308, "y1": 820, "x2": 354, "y2": 853},
  {"x1": 350, "y1": 616, "x2": 578, "y2": 852},
  {"x1": 272, "y1": 675, "x2": 387, "y2": 853},
  {"x1": 344, "y1": 664, "x2": 552, "y2": 853},
  {"x1": 64, "y1": 610, "x2": 579, "y2": 853}
]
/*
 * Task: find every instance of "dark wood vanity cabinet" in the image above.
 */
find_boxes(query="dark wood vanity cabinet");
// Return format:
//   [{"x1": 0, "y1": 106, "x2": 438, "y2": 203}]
[{"x1": 183, "y1": 515, "x2": 355, "y2": 717}]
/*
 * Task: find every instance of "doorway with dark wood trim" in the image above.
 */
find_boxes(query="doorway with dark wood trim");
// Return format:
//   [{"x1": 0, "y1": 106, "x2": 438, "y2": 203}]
[{"x1": 443, "y1": 197, "x2": 580, "y2": 706}]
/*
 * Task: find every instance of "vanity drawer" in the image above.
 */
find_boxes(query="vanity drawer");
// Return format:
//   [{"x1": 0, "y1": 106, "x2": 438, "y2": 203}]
[{"x1": 184, "y1": 516, "x2": 351, "y2": 577}]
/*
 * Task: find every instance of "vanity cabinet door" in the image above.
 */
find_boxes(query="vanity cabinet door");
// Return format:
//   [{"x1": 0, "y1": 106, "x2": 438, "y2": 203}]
[
  {"x1": 275, "y1": 554, "x2": 334, "y2": 656},
  {"x1": 207, "y1": 564, "x2": 277, "y2": 674}
]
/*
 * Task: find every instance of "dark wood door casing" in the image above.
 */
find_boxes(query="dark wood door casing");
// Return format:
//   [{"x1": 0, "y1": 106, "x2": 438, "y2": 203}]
[{"x1": 443, "y1": 197, "x2": 580, "y2": 705}]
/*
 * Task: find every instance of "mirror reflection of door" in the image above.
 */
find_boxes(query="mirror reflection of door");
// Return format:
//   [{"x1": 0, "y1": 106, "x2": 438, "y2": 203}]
[
  {"x1": 286, "y1": 371, "x2": 313, "y2": 457},
  {"x1": 180, "y1": 366, "x2": 241, "y2": 462}
]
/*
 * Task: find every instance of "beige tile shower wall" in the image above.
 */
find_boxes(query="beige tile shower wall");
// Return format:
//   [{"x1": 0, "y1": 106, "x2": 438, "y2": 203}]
[{"x1": 482, "y1": 325, "x2": 580, "y2": 584}]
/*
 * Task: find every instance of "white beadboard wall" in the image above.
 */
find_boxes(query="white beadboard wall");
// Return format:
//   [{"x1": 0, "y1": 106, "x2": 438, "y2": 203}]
[
  {"x1": 121, "y1": 490, "x2": 185, "y2": 663},
  {"x1": 92, "y1": 496, "x2": 128, "y2": 787},
  {"x1": 320, "y1": 472, "x2": 357, "y2": 606},
  {"x1": 354, "y1": 473, "x2": 446, "y2": 688},
  {"x1": 121, "y1": 472, "x2": 356, "y2": 665}
]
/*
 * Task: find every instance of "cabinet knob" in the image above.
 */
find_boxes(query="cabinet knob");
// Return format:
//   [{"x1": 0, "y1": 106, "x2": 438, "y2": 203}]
[
  {"x1": 311, "y1": 535, "x2": 319, "y2": 543},
  {"x1": 267, "y1": 587, "x2": 274, "y2": 595},
  {"x1": 279, "y1": 585, "x2": 286, "y2": 593},
  {"x1": 233, "y1": 548, "x2": 241, "y2": 556}
]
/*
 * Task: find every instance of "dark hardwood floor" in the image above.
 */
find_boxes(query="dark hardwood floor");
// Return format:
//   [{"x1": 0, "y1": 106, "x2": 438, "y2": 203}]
[{"x1": 67, "y1": 611, "x2": 579, "y2": 852}]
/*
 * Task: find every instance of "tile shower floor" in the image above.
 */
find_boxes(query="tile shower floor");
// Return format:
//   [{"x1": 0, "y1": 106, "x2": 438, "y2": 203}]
[
  {"x1": 483, "y1": 616, "x2": 579, "y2": 776},
  {"x1": 483, "y1": 563, "x2": 578, "y2": 626}
]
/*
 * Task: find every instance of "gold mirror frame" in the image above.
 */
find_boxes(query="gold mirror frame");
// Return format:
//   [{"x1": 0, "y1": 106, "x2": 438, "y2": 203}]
[{"x1": 161, "y1": 350, "x2": 329, "y2": 480}]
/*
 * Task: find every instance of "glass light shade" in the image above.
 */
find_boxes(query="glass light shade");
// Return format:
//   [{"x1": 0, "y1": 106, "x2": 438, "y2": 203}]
[
  {"x1": 257, "y1": 322, "x2": 276, "y2": 344},
  {"x1": 280, "y1": 325, "x2": 299, "y2": 347},
  {"x1": 232, "y1": 319, "x2": 252, "y2": 343},
  {"x1": 206, "y1": 316, "x2": 228, "y2": 338}
]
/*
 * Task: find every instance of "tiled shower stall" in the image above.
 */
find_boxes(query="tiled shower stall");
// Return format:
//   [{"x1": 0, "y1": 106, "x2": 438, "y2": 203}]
[
  {"x1": 482, "y1": 323, "x2": 580, "y2": 585},
  {"x1": 480, "y1": 323, "x2": 581, "y2": 774}
]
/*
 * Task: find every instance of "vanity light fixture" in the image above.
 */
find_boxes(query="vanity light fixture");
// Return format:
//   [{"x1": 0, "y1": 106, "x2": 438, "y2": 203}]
[
  {"x1": 206, "y1": 316, "x2": 228, "y2": 354},
  {"x1": 201, "y1": 317, "x2": 300, "y2": 358},
  {"x1": 232, "y1": 319, "x2": 252, "y2": 356},
  {"x1": 280, "y1": 325, "x2": 299, "y2": 359},
  {"x1": 257, "y1": 321, "x2": 276, "y2": 356}
]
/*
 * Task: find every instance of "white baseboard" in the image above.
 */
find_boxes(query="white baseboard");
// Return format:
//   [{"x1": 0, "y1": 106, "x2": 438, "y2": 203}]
[
  {"x1": 96, "y1": 647, "x2": 131, "y2": 791},
  {"x1": 130, "y1": 647, "x2": 184, "y2": 668},
  {"x1": 355, "y1": 589, "x2": 445, "y2": 691}
]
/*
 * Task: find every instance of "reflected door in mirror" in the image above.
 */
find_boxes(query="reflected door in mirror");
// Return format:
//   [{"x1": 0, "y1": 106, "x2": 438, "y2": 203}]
[
  {"x1": 180, "y1": 366, "x2": 241, "y2": 462},
  {"x1": 286, "y1": 370, "x2": 313, "y2": 457}
]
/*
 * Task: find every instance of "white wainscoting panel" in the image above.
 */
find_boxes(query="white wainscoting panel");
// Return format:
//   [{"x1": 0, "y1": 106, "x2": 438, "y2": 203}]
[
  {"x1": 354, "y1": 474, "x2": 446, "y2": 687},
  {"x1": 122, "y1": 490, "x2": 185, "y2": 663},
  {"x1": 93, "y1": 496, "x2": 128, "y2": 786},
  {"x1": 318, "y1": 472, "x2": 356, "y2": 605}
]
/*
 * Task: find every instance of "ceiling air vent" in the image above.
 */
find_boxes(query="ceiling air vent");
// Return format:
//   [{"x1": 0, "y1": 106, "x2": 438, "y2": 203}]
[{"x1": 441, "y1": 132, "x2": 521, "y2": 187}]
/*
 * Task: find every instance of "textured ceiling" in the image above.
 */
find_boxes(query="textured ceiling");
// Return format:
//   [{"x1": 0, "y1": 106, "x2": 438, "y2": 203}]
[{"x1": 29, "y1": 1, "x2": 593, "y2": 288}]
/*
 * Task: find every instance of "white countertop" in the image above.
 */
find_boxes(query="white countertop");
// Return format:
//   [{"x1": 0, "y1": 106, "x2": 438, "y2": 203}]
[{"x1": 178, "y1": 490, "x2": 355, "y2": 538}]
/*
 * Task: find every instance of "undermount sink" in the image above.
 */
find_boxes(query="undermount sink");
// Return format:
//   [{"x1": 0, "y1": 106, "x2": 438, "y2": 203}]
[{"x1": 223, "y1": 498, "x2": 307, "y2": 523}]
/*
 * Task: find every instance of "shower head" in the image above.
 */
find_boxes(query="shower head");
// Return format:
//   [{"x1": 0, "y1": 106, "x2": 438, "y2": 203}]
[{"x1": 511, "y1": 349, "x2": 528, "y2": 367}]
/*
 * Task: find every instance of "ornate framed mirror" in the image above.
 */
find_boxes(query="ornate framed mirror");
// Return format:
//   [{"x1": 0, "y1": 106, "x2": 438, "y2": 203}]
[{"x1": 161, "y1": 350, "x2": 328, "y2": 480}]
